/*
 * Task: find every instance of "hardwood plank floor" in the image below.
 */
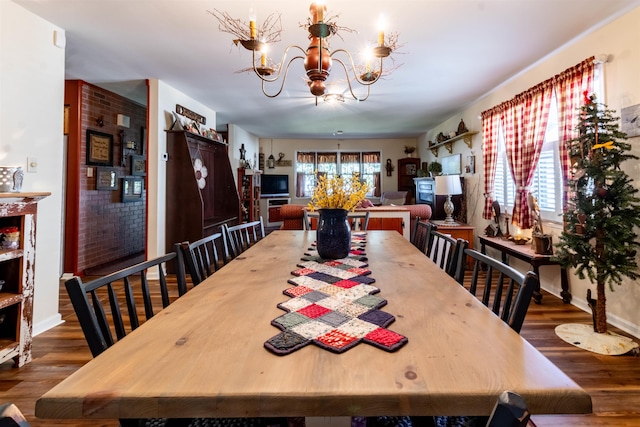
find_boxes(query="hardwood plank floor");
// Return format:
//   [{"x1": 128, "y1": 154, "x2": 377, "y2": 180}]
[{"x1": 0, "y1": 278, "x2": 639, "y2": 426}]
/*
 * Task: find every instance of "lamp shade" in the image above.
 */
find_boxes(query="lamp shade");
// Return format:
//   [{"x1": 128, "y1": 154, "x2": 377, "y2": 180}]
[{"x1": 435, "y1": 175, "x2": 462, "y2": 195}]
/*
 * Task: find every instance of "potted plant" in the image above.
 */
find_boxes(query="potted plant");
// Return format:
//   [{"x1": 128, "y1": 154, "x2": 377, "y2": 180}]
[
  {"x1": 404, "y1": 145, "x2": 416, "y2": 157},
  {"x1": 428, "y1": 161, "x2": 442, "y2": 177}
]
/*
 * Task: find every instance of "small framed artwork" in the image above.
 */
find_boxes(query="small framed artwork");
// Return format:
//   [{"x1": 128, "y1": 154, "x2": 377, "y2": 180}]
[
  {"x1": 130, "y1": 155, "x2": 146, "y2": 176},
  {"x1": 86, "y1": 129, "x2": 114, "y2": 166},
  {"x1": 96, "y1": 167, "x2": 118, "y2": 190},
  {"x1": 122, "y1": 177, "x2": 144, "y2": 202},
  {"x1": 466, "y1": 155, "x2": 476, "y2": 174}
]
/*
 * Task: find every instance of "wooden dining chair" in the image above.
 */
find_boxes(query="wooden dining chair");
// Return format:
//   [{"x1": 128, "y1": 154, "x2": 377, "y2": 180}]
[
  {"x1": 223, "y1": 218, "x2": 266, "y2": 259},
  {"x1": 66, "y1": 253, "x2": 293, "y2": 427},
  {"x1": 65, "y1": 252, "x2": 187, "y2": 358},
  {"x1": 0, "y1": 403, "x2": 30, "y2": 427},
  {"x1": 177, "y1": 232, "x2": 231, "y2": 289},
  {"x1": 347, "y1": 211, "x2": 370, "y2": 231},
  {"x1": 433, "y1": 390, "x2": 532, "y2": 427},
  {"x1": 448, "y1": 237, "x2": 469, "y2": 284},
  {"x1": 411, "y1": 219, "x2": 433, "y2": 253},
  {"x1": 462, "y1": 248, "x2": 538, "y2": 334},
  {"x1": 303, "y1": 209, "x2": 317, "y2": 231},
  {"x1": 426, "y1": 228, "x2": 456, "y2": 269}
]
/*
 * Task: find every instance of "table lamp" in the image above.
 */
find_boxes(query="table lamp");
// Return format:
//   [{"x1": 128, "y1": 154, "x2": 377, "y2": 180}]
[{"x1": 435, "y1": 175, "x2": 462, "y2": 225}]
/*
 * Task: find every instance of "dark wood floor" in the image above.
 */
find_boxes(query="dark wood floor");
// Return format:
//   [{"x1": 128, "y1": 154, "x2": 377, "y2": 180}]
[{"x1": 1, "y1": 279, "x2": 639, "y2": 427}]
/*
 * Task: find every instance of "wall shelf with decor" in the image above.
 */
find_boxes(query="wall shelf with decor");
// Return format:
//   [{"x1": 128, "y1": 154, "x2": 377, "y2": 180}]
[{"x1": 429, "y1": 131, "x2": 478, "y2": 157}]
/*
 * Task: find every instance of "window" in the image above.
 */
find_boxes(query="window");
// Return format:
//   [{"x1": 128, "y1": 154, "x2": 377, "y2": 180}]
[
  {"x1": 295, "y1": 151, "x2": 381, "y2": 198},
  {"x1": 493, "y1": 67, "x2": 603, "y2": 223}
]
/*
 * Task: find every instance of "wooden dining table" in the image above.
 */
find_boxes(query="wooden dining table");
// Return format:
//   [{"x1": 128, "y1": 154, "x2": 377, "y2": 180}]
[{"x1": 36, "y1": 230, "x2": 592, "y2": 421}]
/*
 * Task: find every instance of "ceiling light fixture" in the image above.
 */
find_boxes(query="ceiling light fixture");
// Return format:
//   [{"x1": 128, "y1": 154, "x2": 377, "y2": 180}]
[
  {"x1": 209, "y1": 2, "x2": 397, "y2": 102},
  {"x1": 323, "y1": 93, "x2": 345, "y2": 104}
]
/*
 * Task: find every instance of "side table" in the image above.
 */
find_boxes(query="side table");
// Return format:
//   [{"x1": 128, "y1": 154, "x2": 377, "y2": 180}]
[
  {"x1": 478, "y1": 235, "x2": 571, "y2": 304},
  {"x1": 431, "y1": 220, "x2": 475, "y2": 267}
]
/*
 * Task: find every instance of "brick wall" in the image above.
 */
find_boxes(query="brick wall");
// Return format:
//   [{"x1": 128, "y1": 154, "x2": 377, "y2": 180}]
[{"x1": 77, "y1": 83, "x2": 146, "y2": 272}]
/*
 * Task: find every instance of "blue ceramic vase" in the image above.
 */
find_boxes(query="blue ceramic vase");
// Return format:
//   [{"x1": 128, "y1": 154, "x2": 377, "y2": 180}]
[{"x1": 316, "y1": 208, "x2": 351, "y2": 259}]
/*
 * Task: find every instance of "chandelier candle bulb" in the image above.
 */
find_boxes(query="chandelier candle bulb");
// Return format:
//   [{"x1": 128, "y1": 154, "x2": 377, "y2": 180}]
[
  {"x1": 314, "y1": 1, "x2": 325, "y2": 22},
  {"x1": 261, "y1": 51, "x2": 266, "y2": 66},
  {"x1": 377, "y1": 14, "x2": 385, "y2": 46},
  {"x1": 249, "y1": 8, "x2": 257, "y2": 39}
]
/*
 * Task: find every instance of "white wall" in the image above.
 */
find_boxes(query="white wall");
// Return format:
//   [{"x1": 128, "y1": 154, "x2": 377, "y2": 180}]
[
  {"x1": 1, "y1": 1, "x2": 66, "y2": 334},
  {"x1": 228, "y1": 124, "x2": 260, "y2": 189},
  {"x1": 146, "y1": 79, "x2": 217, "y2": 259},
  {"x1": 258, "y1": 137, "x2": 419, "y2": 203},
  {"x1": 421, "y1": 5, "x2": 640, "y2": 337}
]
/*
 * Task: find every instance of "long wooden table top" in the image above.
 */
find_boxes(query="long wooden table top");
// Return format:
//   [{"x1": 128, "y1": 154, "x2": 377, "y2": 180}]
[{"x1": 36, "y1": 231, "x2": 592, "y2": 420}]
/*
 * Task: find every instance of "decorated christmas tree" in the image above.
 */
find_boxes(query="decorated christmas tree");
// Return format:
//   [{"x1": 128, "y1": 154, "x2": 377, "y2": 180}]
[{"x1": 554, "y1": 92, "x2": 640, "y2": 334}]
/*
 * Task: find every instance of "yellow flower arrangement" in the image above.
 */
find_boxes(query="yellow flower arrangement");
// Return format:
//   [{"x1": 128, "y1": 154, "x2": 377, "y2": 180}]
[{"x1": 308, "y1": 174, "x2": 370, "y2": 212}]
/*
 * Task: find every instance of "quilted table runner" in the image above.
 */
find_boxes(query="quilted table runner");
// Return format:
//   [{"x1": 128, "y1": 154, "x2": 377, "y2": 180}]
[{"x1": 264, "y1": 232, "x2": 408, "y2": 355}]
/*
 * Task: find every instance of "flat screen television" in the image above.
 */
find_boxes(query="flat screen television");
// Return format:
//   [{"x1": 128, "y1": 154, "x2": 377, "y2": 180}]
[{"x1": 261, "y1": 174, "x2": 289, "y2": 197}]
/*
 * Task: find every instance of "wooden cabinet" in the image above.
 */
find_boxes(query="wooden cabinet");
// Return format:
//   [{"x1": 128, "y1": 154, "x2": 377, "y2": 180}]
[
  {"x1": 238, "y1": 169, "x2": 261, "y2": 223},
  {"x1": 0, "y1": 192, "x2": 49, "y2": 367},
  {"x1": 414, "y1": 177, "x2": 435, "y2": 214},
  {"x1": 263, "y1": 197, "x2": 290, "y2": 227},
  {"x1": 165, "y1": 131, "x2": 240, "y2": 256},
  {"x1": 416, "y1": 176, "x2": 466, "y2": 223},
  {"x1": 367, "y1": 217, "x2": 404, "y2": 235},
  {"x1": 397, "y1": 157, "x2": 421, "y2": 204}
]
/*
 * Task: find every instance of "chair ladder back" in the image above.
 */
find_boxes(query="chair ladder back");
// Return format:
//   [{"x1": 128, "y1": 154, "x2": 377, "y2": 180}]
[
  {"x1": 347, "y1": 211, "x2": 370, "y2": 231},
  {"x1": 302, "y1": 209, "x2": 320, "y2": 231},
  {"x1": 120, "y1": 277, "x2": 139, "y2": 333},
  {"x1": 224, "y1": 219, "x2": 266, "y2": 258},
  {"x1": 84, "y1": 286, "x2": 115, "y2": 357},
  {"x1": 411, "y1": 220, "x2": 432, "y2": 254},
  {"x1": 66, "y1": 252, "x2": 184, "y2": 357},
  {"x1": 449, "y1": 238, "x2": 469, "y2": 284},
  {"x1": 463, "y1": 248, "x2": 538, "y2": 333},
  {"x1": 480, "y1": 263, "x2": 494, "y2": 307},
  {"x1": 507, "y1": 272, "x2": 537, "y2": 332},
  {"x1": 178, "y1": 232, "x2": 227, "y2": 288},
  {"x1": 427, "y1": 229, "x2": 456, "y2": 273}
]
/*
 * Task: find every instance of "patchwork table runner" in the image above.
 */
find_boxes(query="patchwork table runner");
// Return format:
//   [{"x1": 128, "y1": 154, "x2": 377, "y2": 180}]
[{"x1": 264, "y1": 232, "x2": 408, "y2": 355}]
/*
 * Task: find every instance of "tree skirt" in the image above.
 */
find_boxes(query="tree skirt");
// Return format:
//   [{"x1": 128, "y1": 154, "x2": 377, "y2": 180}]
[
  {"x1": 555, "y1": 323, "x2": 639, "y2": 355},
  {"x1": 264, "y1": 232, "x2": 408, "y2": 355}
]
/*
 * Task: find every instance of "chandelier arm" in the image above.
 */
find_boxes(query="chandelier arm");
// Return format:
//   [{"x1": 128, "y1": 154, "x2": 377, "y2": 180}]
[
  {"x1": 332, "y1": 57, "x2": 371, "y2": 102},
  {"x1": 330, "y1": 48, "x2": 384, "y2": 86},
  {"x1": 251, "y1": 45, "x2": 307, "y2": 83},
  {"x1": 260, "y1": 54, "x2": 307, "y2": 98}
]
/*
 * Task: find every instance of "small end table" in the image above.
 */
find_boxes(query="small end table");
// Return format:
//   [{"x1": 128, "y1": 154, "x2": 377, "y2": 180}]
[{"x1": 478, "y1": 235, "x2": 571, "y2": 304}]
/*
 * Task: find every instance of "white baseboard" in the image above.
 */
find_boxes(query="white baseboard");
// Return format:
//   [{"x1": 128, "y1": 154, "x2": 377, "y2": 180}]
[
  {"x1": 541, "y1": 286, "x2": 640, "y2": 339},
  {"x1": 33, "y1": 313, "x2": 64, "y2": 337}
]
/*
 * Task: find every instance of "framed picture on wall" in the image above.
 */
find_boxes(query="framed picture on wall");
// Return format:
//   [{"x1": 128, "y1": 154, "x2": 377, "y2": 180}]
[
  {"x1": 441, "y1": 153, "x2": 462, "y2": 175},
  {"x1": 96, "y1": 167, "x2": 118, "y2": 190},
  {"x1": 130, "y1": 155, "x2": 146, "y2": 176},
  {"x1": 122, "y1": 177, "x2": 144, "y2": 202},
  {"x1": 86, "y1": 129, "x2": 114, "y2": 166}
]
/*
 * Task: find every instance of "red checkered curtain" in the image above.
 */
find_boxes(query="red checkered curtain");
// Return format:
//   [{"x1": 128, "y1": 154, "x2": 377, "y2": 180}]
[
  {"x1": 554, "y1": 57, "x2": 594, "y2": 212},
  {"x1": 504, "y1": 81, "x2": 553, "y2": 228},
  {"x1": 481, "y1": 109, "x2": 501, "y2": 219}
]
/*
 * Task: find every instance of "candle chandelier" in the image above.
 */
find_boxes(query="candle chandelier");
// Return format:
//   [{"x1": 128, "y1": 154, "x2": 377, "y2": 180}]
[{"x1": 209, "y1": 2, "x2": 397, "y2": 102}]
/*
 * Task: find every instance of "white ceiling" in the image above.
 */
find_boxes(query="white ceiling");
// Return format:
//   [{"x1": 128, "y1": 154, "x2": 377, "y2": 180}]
[{"x1": 13, "y1": 0, "x2": 640, "y2": 140}]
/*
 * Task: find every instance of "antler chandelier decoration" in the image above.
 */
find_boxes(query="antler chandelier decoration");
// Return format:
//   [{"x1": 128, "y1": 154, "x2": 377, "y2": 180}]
[{"x1": 209, "y1": 1, "x2": 398, "y2": 102}]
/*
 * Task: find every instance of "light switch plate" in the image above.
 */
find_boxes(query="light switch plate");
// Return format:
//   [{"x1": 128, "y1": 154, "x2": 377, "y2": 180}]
[{"x1": 27, "y1": 157, "x2": 38, "y2": 173}]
